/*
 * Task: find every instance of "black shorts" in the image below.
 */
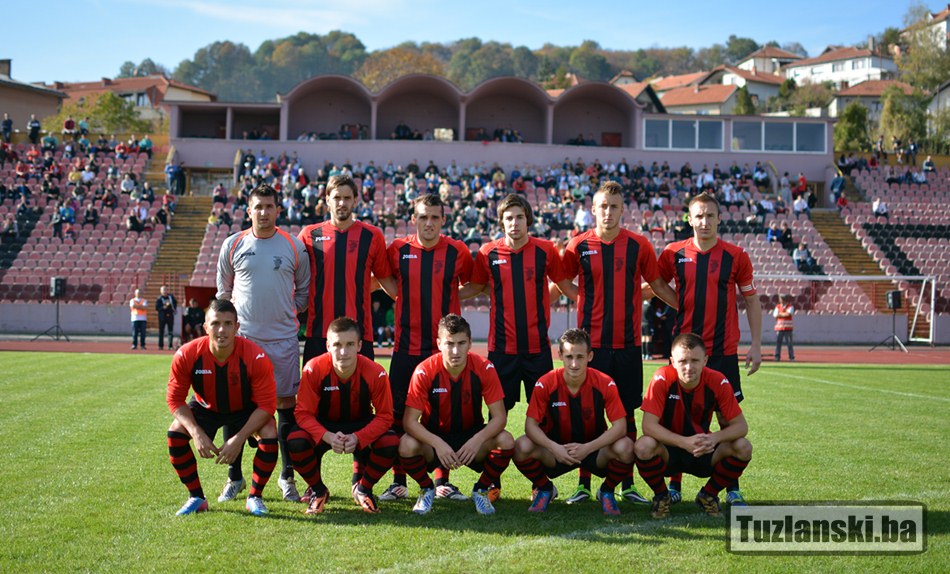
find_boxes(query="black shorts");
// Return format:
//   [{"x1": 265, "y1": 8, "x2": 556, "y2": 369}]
[
  {"x1": 188, "y1": 400, "x2": 257, "y2": 442},
  {"x1": 546, "y1": 450, "x2": 606, "y2": 479},
  {"x1": 429, "y1": 425, "x2": 486, "y2": 472},
  {"x1": 389, "y1": 351, "x2": 429, "y2": 422},
  {"x1": 488, "y1": 350, "x2": 553, "y2": 411},
  {"x1": 664, "y1": 445, "x2": 715, "y2": 478},
  {"x1": 707, "y1": 354, "x2": 743, "y2": 403},
  {"x1": 641, "y1": 322, "x2": 654, "y2": 337},
  {"x1": 303, "y1": 337, "x2": 375, "y2": 364},
  {"x1": 590, "y1": 346, "x2": 644, "y2": 412}
]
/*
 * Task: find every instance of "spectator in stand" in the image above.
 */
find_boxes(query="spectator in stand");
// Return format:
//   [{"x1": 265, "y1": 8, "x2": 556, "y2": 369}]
[
  {"x1": 82, "y1": 202, "x2": 100, "y2": 226},
  {"x1": 766, "y1": 221, "x2": 781, "y2": 243},
  {"x1": 1, "y1": 214, "x2": 18, "y2": 243},
  {"x1": 0, "y1": 113, "x2": 12, "y2": 143},
  {"x1": 794, "y1": 172, "x2": 807, "y2": 198},
  {"x1": 835, "y1": 193, "x2": 848, "y2": 212},
  {"x1": 212, "y1": 183, "x2": 229, "y2": 206},
  {"x1": 793, "y1": 194, "x2": 810, "y2": 217},
  {"x1": 922, "y1": 156, "x2": 936, "y2": 173},
  {"x1": 792, "y1": 242, "x2": 816, "y2": 274},
  {"x1": 62, "y1": 116, "x2": 77, "y2": 140},
  {"x1": 120, "y1": 173, "x2": 137, "y2": 195},
  {"x1": 573, "y1": 200, "x2": 594, "y2": 233},
  {"x1": 778, "y1": 221, "x2": 793, "y2": 250},
  {"x1": 872, "y1": 197, "x2": 889, "y2": 220},
  {"x1": 139, "y1": 134, "x2": 153, "y2": 159},
  {"x1": 27, "y1": 114, "x2": 41, "y2": 145},
  {"x1": 153, "y1": 203, "x2": 173, "y2": 230},
  {"x1": 41, "y1": 132, "x2": 58, "y2": 153},
  {"x1": 126, "y1": 207, "x2": 145, "y2": 233},
  {"x1": 182, "y1": 298, "x2": 205, "y2": 343}
]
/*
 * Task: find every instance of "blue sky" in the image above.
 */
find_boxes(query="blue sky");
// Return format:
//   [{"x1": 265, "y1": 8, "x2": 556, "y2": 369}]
[{"x1": 6, "y1": 0, "x2": 919, "y2": 84}]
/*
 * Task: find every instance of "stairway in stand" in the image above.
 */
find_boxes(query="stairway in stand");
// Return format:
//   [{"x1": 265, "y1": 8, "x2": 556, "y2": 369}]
[
  {"x1": 810, "y1": 209, "x2": 926, "y2": 340},
  {"x1": 141, "y1": 195, "x2": 212, "y2": 335}
]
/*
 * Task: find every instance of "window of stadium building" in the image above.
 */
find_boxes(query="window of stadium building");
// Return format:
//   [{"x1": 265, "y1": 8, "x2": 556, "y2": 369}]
[
  {"x1": 644, "y1": 118, "x2": 723, "y2": 151},
  {"x1": 731, "y1": 121, "x2": 825, "y2": 153}
]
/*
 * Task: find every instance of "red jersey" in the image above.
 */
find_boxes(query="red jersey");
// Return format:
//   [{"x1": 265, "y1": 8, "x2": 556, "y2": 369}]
[
  {"x1": 387, "y1": 235, "x2": 474, "y2": 356},
  {"x1": 641, "y1": 365, "x2": 742, "y2": 436},
  {"x1": 657, "y1": 238, "x2": 756, "y2": 356},
  {"x1": 405, "y1": 353, "x2": 505, "y2": 435},
  {"x1": 563, "y1": 229, "x2": 660, "y2": 349},
  {"x1": 298, "y1": 220, "x2": 392, "y2": 342},
  {"x1": 526, "y1": 367, "x2": 627, "y2": 445},
  {"x1": 471, "y1": 236, "x2": 565, "y2": 354},
  {"x1": 295, "y1": 354, "x2": 394, "y2": 449},
  {"x1": 166, "y1": 336, "x2": 276, "y2": 416}
]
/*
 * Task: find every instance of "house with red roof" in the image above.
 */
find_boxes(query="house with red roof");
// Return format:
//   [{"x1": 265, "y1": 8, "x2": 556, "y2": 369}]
[
  {"x1": 0, "y1": 59, "x2": 66, "y2": 128},
  {"x1": 45, "y1": 74, "x2": 216, "y2": 121},
  {"x1": 659, "y1": 84, "x2": 739, "y2": 115},
  {"x1": 648, "y1": 71, "x2": 708, "y2": 96},
  {"x1": 829, "y1": 80, "x2": 915, "y2": 121},
  {"x1": 736, "y1": 46, "x2": 804, "y2": 75},
  {"x1": 699, "y1": 65, "x2": 785, "y2": 107},
  {"x1": 782, "y1": 45, "x2": 897, "y2": 90},
  {"x1": 901, "y1": 3, "x2": 950, "y2": 50}
]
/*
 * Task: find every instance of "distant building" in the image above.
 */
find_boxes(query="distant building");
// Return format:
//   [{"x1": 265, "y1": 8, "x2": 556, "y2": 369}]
[
  {"x1": 829, "y1": 80, "x2": 915, "y2": 121},
  {"x1": 649, "y1": 71, "x2": 708, "y2": 96},
  {"x1": 900, "y1": 4, "x2": 950, "y2": 50},
  {"x1": 700, "y1": 65, "x2": 785, "y2": 108},
  {"x1": 929, "y1": 78, "x2": 950, "y2": 116},
  {"x1": 659, "y1": 84, "x2": 739, "y2": 115},
  {"x1": 46, "y1": 74, "x2": 216, "y2": 121},
  {"x1": 0, "y1": 59, "x2": 66, "y2": 128},
  {"x1": 782, "y1": 45, "x2": 897, "y2": 90},
  {"x1": 736, "y1": 46, "x2": 804, "y2": 75}
]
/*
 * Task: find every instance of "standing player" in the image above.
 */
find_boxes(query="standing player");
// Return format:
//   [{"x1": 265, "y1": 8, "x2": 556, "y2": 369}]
[
  {"x1": 298, "y1": 174, "x2": 395, "y2": 363},
  {"x1": 559, "y1": 181, "x2": 678, "y2": 505},
  {"x1": 634, "y1": 333, "x2": 752, "y2": 518},
  {"x1": 398, "y1": 314, "x2": 514, "y2": 515},
  {"x1": 513, "y1": 328, "x2": 635, "y2": 516},
  {"x1": 165, "y1": 299, "x2": 279, "y2": 516},
  {"x1": 286, "y1": 317, "x2": 397, "y2": 514},
  {"x1": 378, "y1": 194, "x2": 474, "y2": 502},
  {"x1": 217, "y1": 184, "x2": 310, "y2": 503},
  {"x1": 465, "y1": 194, "x2": 573, "y2": 414},
  {"x1": 657, "y1": 191, "x2": 761, "y2": 506}
]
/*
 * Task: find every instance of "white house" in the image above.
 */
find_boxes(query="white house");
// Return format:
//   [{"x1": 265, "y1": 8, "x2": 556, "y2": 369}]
[
  {"x1": 736, "y1": 46, "x2": 803, "y2": 75},
  {"x1": 901, "y1": 4, "x2": 950, "y2": 50},
  {"x1": 700, "y1": 65, "x2": 785, "y2": 107},
  {"x1": 782, "y1": 46, "x2": 897, "y2": 90},
  {"x1": 828, "y1": 80, "x2": 914, "y2": 121},
  {"x1": 659, "y1": 84, "x2": 739, "y2": 115}
]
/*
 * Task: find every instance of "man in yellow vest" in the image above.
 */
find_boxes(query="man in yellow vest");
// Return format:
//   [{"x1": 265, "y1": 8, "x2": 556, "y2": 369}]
[{"x1": 772, "y1": 294, "x2": 794, "y2": 361}]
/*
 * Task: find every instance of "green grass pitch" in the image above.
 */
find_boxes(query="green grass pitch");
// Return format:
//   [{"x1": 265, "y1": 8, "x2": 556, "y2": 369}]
[{"x1": 0, "y1": 352, "x2": 947, "y2": 573}]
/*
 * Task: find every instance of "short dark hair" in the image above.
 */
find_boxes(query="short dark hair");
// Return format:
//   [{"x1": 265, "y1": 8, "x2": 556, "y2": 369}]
[
  {"x1": 207, "y1": 298, "x2": 238, "y2": 319},
  {"x1": 415, "y1": 193, "x2": 444, "y2": 216},
  {"x1": 248, "y1": 184, "x2": 278, "y2": 205},
  {"x1": 687, "y1": 191, "x2": 720, "y2": 216},
  {"x1": 497, "y1": 193, "x2": 533, "y2": 226},
  {"x1": 671, "y1": 332, "x2": 706, "y2": 354},
  {"x1": 326, "y1": 174, "x2": 358, "y2": 198},
  {"x1": 438, "y1": 313, "x2": 471, "y2": 339},
  {"x1": 558, "y1": 328, "x2": 591, "y2": 352},
  {"x1": 328, "y1": 316, "x2": 362, "y2": 339}
]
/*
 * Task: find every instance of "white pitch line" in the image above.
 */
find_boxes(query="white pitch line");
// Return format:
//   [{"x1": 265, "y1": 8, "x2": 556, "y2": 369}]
[{"x1": 771, "y1": 371, "x2": 950, "y2": 403}]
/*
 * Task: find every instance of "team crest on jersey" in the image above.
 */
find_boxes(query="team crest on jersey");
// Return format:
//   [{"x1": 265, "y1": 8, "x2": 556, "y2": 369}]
[
  {"x1": 614, "y1": 258, "x2": 624, "y2": 272},
  {"x1": 433, "y1": 260, "x2": 444, "y2": 274},
  {"x1": 273, "y1": 256, "x2": 282, "y2": 271},
  {"x1": 582, "y1": 406, "x2": 594, "y2": 420},
  {"x1": 525, "y1": 267, "x2": 535, "y2": 281},
  {"x1": 709, "y1": 259, "x2": 720, "y2": 274}
]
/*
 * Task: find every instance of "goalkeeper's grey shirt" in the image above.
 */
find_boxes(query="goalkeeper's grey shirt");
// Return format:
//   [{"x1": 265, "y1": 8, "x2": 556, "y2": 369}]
[{"x1": 217, "y1": 227, "x2": 310, "y2": 342}]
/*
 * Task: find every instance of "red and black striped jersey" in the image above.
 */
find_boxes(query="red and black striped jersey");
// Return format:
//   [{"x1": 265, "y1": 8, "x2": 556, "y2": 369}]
[
  {"x1": 657, "y1": 238, "x2": 756, "y2": 356},
  {"x1": 405, "y1": 353, "x2": 505, "y2": 435},
  {"x1": 563, "y1": 229, "x2": 660, "y2": 349},
  {"x1": 166, "y1": 336, "x2": 276, "y2": 415},
  {"x1": 295, "y1": 354, "x2": 394, "y2": 449},
  {"x1": 471, "y1": 236, "x2": 565, "y2": 354},
  {"x1": 387, "y1": 234, "x2": 474, "y2": 356},
  {"x1": 640, "y1": 365, "x2": 742, "y2": 436},
  {"x1": 298, "y1": 220, "x2": 392, "y2": 342},
  {"x1": 526, "y1": 367, "x2": 626, "y2": 445}
]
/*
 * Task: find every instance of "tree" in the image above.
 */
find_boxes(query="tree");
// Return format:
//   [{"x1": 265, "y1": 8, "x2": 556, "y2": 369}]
[
  {"x1": 693, "y1": 44, "x2": 729, "y2": 70},
  {"x1": 926, "y1": 108, "x2": 950, "y2": 154},
  {"x1": 174, "y1": 40, "x2": 259, "y2": 101},
  {"x1": 353, "y1": 47, "x2": 445, "y2": 91},
  {"x1": 896, "y1": 17, "x2": 950, "y2": 92},
  {"x1": 789, "y1": 81, "x2": 834, "y2": 116},
  {"x1": 878, "y1": 86, "x2": 928, "y2": 145},
  {"x1": 568, "y1": 41, "x2": 611, "y2": 81},
  {"x1": 780, "y1": 42, "x2": 809, "y2": 58},
  {"x1": 834, "y1": 100, "x2": 871, "y2": 151},
  {"x1": 725, "y1": 35, "x2": 760, "y2": 64},
  {"x1": 733, "y1": 85, "x2": 756, "y2": 115},
  {"x1": 117, "y1": 58, "x2": 168, "y2": 78},
  {"x1": 42, "y1": 92, "x2": 152, "y2": 136}
]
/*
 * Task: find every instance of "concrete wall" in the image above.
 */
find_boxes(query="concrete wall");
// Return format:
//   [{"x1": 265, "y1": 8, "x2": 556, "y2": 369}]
[{"x1": 3, "y1": 302, "x2": 943, "y2": 344}]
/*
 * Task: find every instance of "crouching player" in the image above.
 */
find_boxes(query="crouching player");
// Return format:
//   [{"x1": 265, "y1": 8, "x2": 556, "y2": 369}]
[
  {"x1": 635, "y1": 333, "x2": 752, "y2": 518},
  {"x1": 165, "y1": 299, "x2": 278, "y2": 516},
  {"x1": 513, "y1": 328, "x2": 634, "y2": 516},
  {"x1": 287, "y1": 317, "x2": 397, "y2": 514},
  {"x1": 399, "y1": 314, "x2": 514, "y2": 515}
]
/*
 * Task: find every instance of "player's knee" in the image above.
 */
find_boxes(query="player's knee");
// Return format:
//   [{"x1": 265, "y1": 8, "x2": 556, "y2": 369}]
[
  {"x1": 398, "y1": 434, "x2": 422, "y2": 457},
  {"x1": 257, "y1": 418, "x2": 278, "y2": 439},
  {"x1": 495, "y1": 430, "x2": 515, "y2": 450},
  {"x1": 513, "y1": 435, "x2": 536, "y2": 460},
  {"x1": 634, "y1": 435, "x2": 659, "y2": 459},
  {"x1": 613, "y1": 436, "x2": 635, "y2": 463},
  {"x1": 168, "y1": 420, "x2": 186, "y2": 434},
  {"x1": 286, "y1": 432, "x2": 311, "y2": 454},
  {"x1": 732, "y1": 437, "x2": 752, "y2": 461}
]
